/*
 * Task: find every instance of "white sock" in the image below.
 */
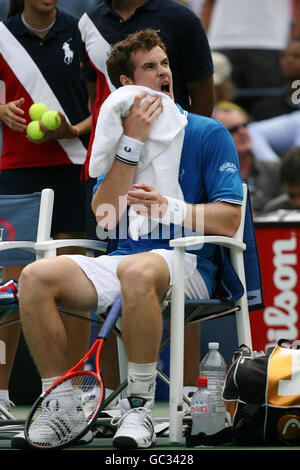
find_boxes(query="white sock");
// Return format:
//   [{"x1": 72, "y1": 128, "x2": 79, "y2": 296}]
[
  {"x1": 127, "y1": 362, "x2": 157, "y2": 406},
  {"x1": 0, "y1": 389, "x2": 9, "y2": 402},
  {"x1": 42, "y1": 377, "x2": 60, "y2": 392},
  {"x1": 42, "y1": 377, "x2": 79, "y2": 411}
]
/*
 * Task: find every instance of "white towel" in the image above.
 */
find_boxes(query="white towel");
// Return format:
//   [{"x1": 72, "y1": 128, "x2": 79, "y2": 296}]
[{"x1": 89, "y1": 85, "x2": 188, "y2": 240}]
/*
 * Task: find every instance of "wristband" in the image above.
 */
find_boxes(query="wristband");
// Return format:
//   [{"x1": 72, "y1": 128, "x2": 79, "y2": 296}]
[
  {"x1": 115, "y1": 135, "x2": 144, "y2": 166},
  {"x1": 157, "y1": 196, "x2": 187, "y2": 226}
]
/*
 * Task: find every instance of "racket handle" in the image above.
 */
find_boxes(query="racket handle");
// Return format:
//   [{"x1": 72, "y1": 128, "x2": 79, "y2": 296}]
[{"x1": 99, "y1": 293, "x2": 122, "y2": 340}]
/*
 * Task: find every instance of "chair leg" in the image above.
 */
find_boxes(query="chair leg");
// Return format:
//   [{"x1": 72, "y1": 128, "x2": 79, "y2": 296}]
[{"x1": 169, "y1": 246, "x2": 185, "y2": 444}]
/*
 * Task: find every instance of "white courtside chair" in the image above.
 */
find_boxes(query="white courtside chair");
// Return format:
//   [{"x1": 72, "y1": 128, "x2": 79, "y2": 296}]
[
  {"x1": 114, "y1": 184, "x2": 256, "y2": 443},
  {"x1": 0, "y1": 188, "x2": 107, "y2": 325},
  {"x1": 0, "y1": 188, "x2": 108, "y2": 263},
  {"x1": 0, "y1": 189, "x2": 54, "y2": 261},
  {"x1": 168, "y1": 183, "x2": 251, "y2": 443}
]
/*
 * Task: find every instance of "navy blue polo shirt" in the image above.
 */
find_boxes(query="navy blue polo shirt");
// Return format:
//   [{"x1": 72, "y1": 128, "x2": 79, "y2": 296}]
[
  {"x1": 0, "y1": 9, "x2": 90, "y2": 169},
  {"x1": 78, "y1": 0, "x2": 214, "y2": 110}
]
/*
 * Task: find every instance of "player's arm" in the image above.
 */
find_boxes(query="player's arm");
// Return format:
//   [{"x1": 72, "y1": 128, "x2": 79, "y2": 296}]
[
  {"x1": 191, "y1": 200, "x2": 241, "y2": 237},
  {"x1": 127, "y1": 183, "x2": 241, "y2": 237},
  {"x1": 92, "y1": 93, "x2": 162, "y2": 229}
]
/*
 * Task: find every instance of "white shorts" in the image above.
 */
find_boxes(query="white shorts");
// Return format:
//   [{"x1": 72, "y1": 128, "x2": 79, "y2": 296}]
[{"x1": 64, "y1": 249, "x2": 209, "y2": 314}]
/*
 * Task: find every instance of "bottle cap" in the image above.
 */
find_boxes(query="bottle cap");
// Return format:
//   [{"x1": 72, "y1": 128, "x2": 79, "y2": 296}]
[
  {"x1": 208, "y1": 342, "x2": 219, "y2": 350},
  {"x1": 197, "y1": 377, "x2": 208, "y2": 387}
]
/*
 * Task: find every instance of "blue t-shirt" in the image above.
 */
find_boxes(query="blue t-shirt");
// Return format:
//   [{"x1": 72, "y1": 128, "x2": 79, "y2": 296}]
[{"x1": 94, "y1": 110, "x2": 243, "y2": 295}]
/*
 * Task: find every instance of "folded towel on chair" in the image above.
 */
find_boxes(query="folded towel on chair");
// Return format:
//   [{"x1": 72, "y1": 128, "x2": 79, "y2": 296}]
[
  {"x1": 0, "y1": 279, "x2": 18, "y2": 304},
  {"x1": 89, "y1": 85, "x2": 188, "y2": 240}
]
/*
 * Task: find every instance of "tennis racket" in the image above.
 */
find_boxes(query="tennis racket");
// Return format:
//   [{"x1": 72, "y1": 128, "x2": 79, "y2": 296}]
[{"x1": 24, "y1": 293, "x2": 122, "y2": 450}]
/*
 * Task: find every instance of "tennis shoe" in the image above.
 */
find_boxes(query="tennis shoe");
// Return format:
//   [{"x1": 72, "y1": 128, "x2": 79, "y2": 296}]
[
  {"x1": 28, "y1": 396, "x2": 88, "y2": 447},
  {"x1": 0, "y1": 399, "x2": 16, "y2": 420},
  {"x1": 82, "y1": 387, "x2": 120, "y2": 418},
  {"x1": 11, "y1": 429, "x2": 93, "y2": 449},
  {"x1": 105, "y1": 388, "x2": 121, "y2": 410},
  {"x1": 112, "y1": 396, "x2": 156, "y2": 449}
]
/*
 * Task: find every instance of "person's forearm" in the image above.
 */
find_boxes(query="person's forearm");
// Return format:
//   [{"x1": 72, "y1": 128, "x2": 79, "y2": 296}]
[
  {"x1": 186, "y1": 201, "x2": 241, "y2": 237},
  {"x1": 92, "y1": 92, "x2": 162, "y2": 228},
  {"x1": 127, "y1": 187, "x2": 241, "y2": 238},
  {"x1": 247, "y1": 114, "x2": 297, "y2": 162},
  {"x1": 73, "y1": 115, "x2": 92, "y2": 137},
  {"x1": 200, "y1": 0, "x2": 216, "y2": 32},
  {"x1": 292, "y1": 0, "x2": 300, "y2": 38},
  {"x1": 92, "y1": 158, "x2": 136, "y2": 229}
]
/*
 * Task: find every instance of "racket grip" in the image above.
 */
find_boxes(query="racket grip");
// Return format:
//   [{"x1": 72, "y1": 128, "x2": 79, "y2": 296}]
[{"x1": 99, "y1": 293, "x2": 122, "y2": 340}]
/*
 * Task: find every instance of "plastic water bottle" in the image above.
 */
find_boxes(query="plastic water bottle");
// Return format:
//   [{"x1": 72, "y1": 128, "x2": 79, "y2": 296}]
[
  {"x1": 189, "y1": 377, "x2": 217, "y2": 436},
  {"x1": 199, "y1": 342, "x2": 227, "y2": 432}
]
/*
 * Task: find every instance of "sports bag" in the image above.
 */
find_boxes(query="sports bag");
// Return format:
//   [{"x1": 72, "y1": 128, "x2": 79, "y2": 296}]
[{"x1": 186, "y1": 340, "x2": 300, "y2": 447}]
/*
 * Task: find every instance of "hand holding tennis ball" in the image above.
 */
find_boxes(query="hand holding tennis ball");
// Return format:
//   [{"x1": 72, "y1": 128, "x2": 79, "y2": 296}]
[
  {"x1": 27, "y1": 102, "x2": 62, "y2": 141},
  {"x1": 41, "y1": 110, "x2": 62, "y2": 131},
  {"x1": 29, "y1": 102, "x2": 48, "y2": 121},
  {"x1": 27, "y1": 102, "x2": 77, "y2": 141},
  {"x1": 26, "y1": 120, "x2": 45, "y2": 141}
]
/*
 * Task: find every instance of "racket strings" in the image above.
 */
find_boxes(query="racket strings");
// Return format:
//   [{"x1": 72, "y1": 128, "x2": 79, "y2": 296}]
[{"x1": 27, "y1": 373, "x2": 102, "y2": 448}]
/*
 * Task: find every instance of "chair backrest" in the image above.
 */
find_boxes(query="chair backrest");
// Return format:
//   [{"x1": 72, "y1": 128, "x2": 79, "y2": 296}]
[
  {"x1": 0, "y1": 189, "x2": 54, "y2": 266},
  {"x1": 234, "y1": 182, "x2": 248, "y2": 242}
]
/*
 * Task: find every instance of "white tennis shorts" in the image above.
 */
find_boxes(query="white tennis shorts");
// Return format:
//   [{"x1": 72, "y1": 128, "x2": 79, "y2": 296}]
[{"x1": 64, "y1": 249, "x2": 209, "y2": 314}]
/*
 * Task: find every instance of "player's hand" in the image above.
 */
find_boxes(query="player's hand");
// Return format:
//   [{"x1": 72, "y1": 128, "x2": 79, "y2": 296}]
[
  {"x1": 127, "y1": 182, "x2": 168, "y2": 218},
  {"x1": 0, "y1": 98, "x2": 27, "y2": 132},
  {"x1": 122, "y1": 92, "x2": 162, "y2": 142}
]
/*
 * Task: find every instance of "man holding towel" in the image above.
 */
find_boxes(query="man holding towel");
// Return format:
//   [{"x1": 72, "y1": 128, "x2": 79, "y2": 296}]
[{"x1": 18, "y1": 30, "x2": 243, "y2": 449}]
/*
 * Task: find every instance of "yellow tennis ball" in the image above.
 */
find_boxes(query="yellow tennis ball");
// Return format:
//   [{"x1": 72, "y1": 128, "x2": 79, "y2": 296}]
[
  {"x1": 26, "y1": 120, "x2": 45, "y2": 141},
  {"x1": 29, "y1": 102, "x2": 48, "y2": 121},
  {"x1": 41, "y1": 110, "x2": 61, "y2": 131}
]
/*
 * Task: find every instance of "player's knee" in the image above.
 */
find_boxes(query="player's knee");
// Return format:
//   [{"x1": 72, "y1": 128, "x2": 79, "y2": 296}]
[
  {"x1": 117, "y1": 258, "x2": 156, "y2": 296},
  {"x1": 19, "y1": 259, "x2": 54, "y2": 298}
]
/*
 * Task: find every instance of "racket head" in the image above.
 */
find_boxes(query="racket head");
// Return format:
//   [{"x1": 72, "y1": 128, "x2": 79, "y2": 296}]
[{"x1": 24, "y1": 370, "x2": 104, "y2": 450}]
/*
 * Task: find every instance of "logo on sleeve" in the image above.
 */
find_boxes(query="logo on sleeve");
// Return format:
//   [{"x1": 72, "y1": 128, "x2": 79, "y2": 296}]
[
  {"x1": 219, "y1": 162, "x2": 238, "y2": 173},
  {"x1": 124, "y1": 146, "x2": 131, "y2": 153}
]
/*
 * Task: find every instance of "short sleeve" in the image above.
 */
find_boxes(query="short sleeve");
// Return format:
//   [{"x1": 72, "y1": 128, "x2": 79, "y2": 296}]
[{"x1": 202, "y1": 125, "x2": 243, "y2": 204}]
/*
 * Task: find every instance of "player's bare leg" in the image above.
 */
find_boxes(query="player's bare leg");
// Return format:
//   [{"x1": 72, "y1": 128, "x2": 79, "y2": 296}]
[
  {"x1": 18, "y1": 257, "x2": 98, "y2": 378},
  {"x1": 117, "y1": 252, "x2": 170, "y2": 364}
]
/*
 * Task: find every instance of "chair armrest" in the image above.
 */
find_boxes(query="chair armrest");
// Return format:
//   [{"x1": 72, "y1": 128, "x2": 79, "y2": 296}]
[
  {"x1": 169, "y1": 235, "x2": 246, "y2": 251},
  {"x1": 34, "y1": 239, "x2": 108, "y2": 252},
  {"x1": 0, "y1": 241, "x2": 36, "y2": 252}
]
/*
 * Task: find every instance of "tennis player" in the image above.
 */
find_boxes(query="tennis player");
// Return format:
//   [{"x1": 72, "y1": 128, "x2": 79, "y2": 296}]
[{"x1": 18, "y1": 29, "x2": 243, "y2": 449}]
